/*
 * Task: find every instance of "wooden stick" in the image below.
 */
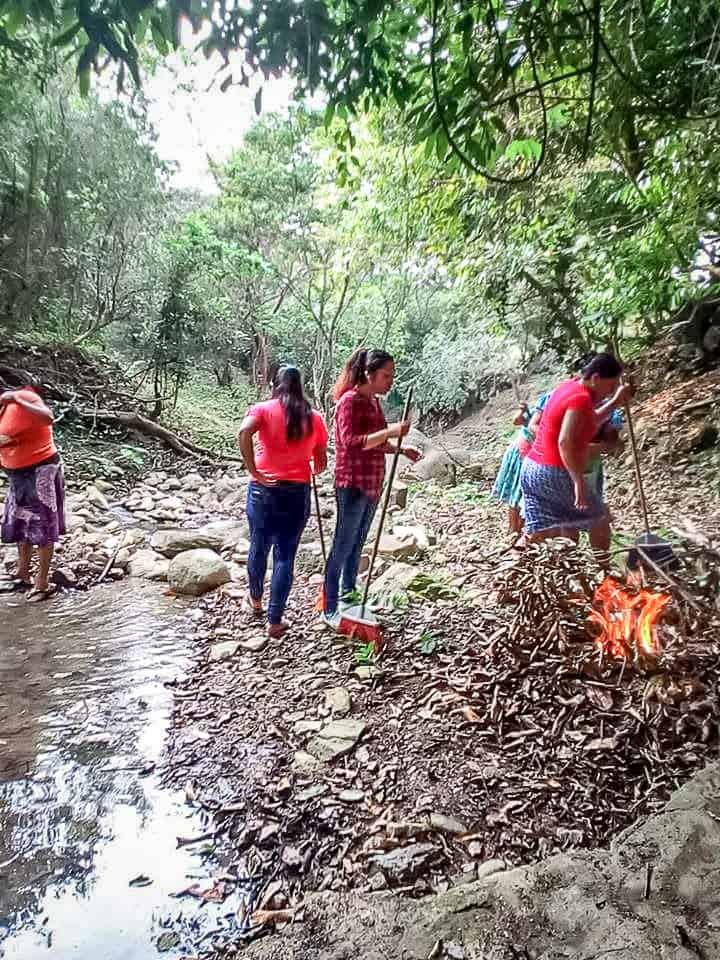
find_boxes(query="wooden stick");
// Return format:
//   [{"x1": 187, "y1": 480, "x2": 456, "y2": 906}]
[
  {"x1": 360, "y1": 387, "x2": 414, "y2": 618},
  {"x1": 623, "y1": 399, "x2": 651, "y2": 538},
  {"x1": 311, "y1": 474, "x2": 327, "y2": 566}
]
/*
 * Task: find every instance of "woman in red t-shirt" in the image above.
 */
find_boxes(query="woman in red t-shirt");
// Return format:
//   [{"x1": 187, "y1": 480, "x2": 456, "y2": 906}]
[
  {"x1": 0, "y1": 386, "x2": 65, "y2": 600},
  {"x1": 520, "y1": 354, "x2": 632, "y2": 550},
  {"x1": 238, "y1": 366, "x2": 328, "y2": 638}
]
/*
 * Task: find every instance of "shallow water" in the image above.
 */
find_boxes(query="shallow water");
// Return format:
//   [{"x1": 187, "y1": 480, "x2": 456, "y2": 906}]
[{"x1": 0, "y1": 581, "x2": 224, "y2": 958}]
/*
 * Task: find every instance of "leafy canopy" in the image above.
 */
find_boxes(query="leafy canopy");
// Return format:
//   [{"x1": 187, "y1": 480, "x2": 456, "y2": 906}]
[{"x1": 4, "y1": 0, "x2": 720, "y2": 178}]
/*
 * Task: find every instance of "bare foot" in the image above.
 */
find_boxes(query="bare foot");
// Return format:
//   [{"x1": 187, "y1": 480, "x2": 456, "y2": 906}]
[{"x1": 266, "y1": 621, "x2": 290, "y2": 639}]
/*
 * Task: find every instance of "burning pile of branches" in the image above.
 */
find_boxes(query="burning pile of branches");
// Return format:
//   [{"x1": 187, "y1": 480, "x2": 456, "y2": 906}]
[{"x1": 471, "y1": 542, "x2": 720, "y2": 860}]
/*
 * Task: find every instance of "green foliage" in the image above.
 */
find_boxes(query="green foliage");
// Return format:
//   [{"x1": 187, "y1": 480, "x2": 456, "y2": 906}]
[
  {"x1": 168, "y1": 376, "x2": 259, "y2": 454},
  {"x1": 353, "y1": 642, "x2": 375, "y2": 666},
  {"x1": 418, "y1": 630, "x2": 441, "y2": 656}
]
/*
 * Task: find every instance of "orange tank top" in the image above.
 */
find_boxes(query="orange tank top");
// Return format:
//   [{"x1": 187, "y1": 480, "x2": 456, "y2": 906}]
[{"x1": 0, "y1": 390, "x2": 57, "y2": 470}]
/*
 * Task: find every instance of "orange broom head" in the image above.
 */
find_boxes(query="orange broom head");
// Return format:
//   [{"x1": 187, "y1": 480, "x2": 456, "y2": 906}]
[{"x1": 314, "y1": 586, "x2": 325, "y2": 613}]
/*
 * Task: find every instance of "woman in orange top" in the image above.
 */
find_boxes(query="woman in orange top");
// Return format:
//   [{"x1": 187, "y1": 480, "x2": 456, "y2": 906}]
[{"x1": 0, "y1": 386, "x2": 65, "y2": 600}]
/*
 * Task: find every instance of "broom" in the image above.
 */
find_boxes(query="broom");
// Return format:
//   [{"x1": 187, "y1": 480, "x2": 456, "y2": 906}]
[
  {"x1": 333, "y1": 387, "x2": 414, "y2": 652},
  {"x1": 312, "y1": 473, "x2": 328, "y2": 612}
]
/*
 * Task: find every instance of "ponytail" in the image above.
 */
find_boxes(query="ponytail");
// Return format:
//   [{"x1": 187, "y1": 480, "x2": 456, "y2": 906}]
[
  {"x1": 273, "y1": 365, "x2": 312, "y2": 441},
  {"x1": 332, "y1": 347, "x2": 394, "y2": 401}
]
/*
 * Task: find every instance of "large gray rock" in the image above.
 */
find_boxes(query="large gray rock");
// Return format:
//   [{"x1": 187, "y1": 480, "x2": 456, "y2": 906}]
[
  {"x1": 168, "y1": 549, "x2": 230, "y2": 596},
  {"x1": 368, "y1": 843, "x2": 440, "y2": 884},
  {"x1": 370, "y1": 562, "x2": 422, "y2": 601},
  {"x1": 150, "y1": 522, "x2": 245, "y2": 558},
  {"x1": 127, "y1": 549, "x2": 170, "y2": 581}
]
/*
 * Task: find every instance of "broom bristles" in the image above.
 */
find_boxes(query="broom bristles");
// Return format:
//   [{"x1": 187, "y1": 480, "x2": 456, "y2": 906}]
[
  {"x1": 314, "y1": 585, "x2": 326, "y2": 613},
  {"x1": 336, "y1": 614, "x2": 384, "y2": 653}
]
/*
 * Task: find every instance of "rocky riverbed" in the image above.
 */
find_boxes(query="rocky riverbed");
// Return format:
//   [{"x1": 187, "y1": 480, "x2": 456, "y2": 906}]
[{"x1": 2, "y1": 368, "x2": 719, "y2": 960}]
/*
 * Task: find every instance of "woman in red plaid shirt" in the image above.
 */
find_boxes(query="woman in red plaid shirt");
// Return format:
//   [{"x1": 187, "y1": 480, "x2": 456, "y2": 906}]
[{"x1": 322, "y1": 348, "x2": 420, "y2": 627}]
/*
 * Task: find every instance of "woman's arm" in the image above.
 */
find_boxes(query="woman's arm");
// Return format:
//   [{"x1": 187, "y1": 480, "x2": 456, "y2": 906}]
[
  {"x1": 594, "y1": 384, "x2": 633, "y2": 427},
  {"x1": 237, "y1": 414, "x2": 276, "y2": 486},
  {"x1": 2, "y1": 391, "x2": 54, "y2": 423},
  {"x1": 335, "y1": 399, "x2": 409, "y2": 451},
  {"x1": 526, "y1": 408, "x2": 543, "y2": 435},
  {"x1": 558, "y1": 409, "x2": 592, "y2": 509}
]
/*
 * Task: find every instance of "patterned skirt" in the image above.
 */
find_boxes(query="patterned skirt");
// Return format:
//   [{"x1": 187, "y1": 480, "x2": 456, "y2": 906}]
[
  {"x1": 520, "y1": 458, "x2": 607, "y2": 534},
  {"x1": 492, "y1": 428, "x2": 535, "y2": 510},
  {"x1": 2, "y1": 455, "x2": 66, "y2": 547}
]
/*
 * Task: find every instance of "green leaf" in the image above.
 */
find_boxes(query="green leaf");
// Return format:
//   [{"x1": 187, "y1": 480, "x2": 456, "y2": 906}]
[
  {"x1": 504, "y1": 138, "x2": 542, "y2": 162},
  {"x1": 151, "y1": 19, "x2": 169, "y2": 56}
]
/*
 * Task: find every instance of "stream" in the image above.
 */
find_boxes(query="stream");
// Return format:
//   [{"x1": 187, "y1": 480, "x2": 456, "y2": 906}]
[{"x1": 0, "y1": 581, "x2": 225, "y2": 958}]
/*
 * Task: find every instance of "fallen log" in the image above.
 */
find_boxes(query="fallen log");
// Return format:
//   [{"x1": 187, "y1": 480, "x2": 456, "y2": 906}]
[{"x1": 76, "y1": 408, "x2": 243, "y2": 462}]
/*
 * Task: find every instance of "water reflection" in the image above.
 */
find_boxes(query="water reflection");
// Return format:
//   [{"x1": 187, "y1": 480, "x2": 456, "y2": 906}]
[{"x1": 0, "y1": 582, "x2": 221, "y2": 958}]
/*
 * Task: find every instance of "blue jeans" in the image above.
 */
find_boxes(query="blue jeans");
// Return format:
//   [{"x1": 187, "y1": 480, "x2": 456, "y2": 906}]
[
  {"x1": 246, "y1": 481, "x2": 310, "y2": 624},
  {"x1": 324, "y1": 487, "x2": 378, "y2": 614}
]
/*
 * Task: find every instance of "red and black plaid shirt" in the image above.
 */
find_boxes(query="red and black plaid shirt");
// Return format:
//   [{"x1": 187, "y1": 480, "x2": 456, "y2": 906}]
[{"x1": 334, "y1": 389, "x2": 386, "y2": 501}]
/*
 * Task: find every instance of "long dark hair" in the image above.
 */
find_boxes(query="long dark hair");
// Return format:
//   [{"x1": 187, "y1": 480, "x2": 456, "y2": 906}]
[
  {"x1": 273, "y1": 365, "x2": 312, "y2": 441},
  {"x1": 581, "y1": 352, "x2": 623, "y2": 379},
  {"x1": 332, "y1": 347, "x2": 394, "y2": 401}
]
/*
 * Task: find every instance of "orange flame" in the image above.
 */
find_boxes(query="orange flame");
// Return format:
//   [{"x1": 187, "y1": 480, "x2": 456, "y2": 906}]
[{"x1": 588, "y1": 577, "x2": 671, "y2": 660}]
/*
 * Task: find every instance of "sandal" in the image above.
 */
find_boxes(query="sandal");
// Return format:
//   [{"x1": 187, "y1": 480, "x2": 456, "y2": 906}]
[
  {"x1": 267, "y1": 621, "x2": 290, "y2": 639},
  {"x1": 26, "y1": 585, "x2": 58, "y2": 603},
  {"x1": 242, "y1": 594, "x2": 264, "y2": 618}
]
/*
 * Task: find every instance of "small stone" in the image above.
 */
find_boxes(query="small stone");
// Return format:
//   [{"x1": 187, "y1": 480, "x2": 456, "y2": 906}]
[
  {"x1": 445, "y1": 943, "x2": 465, "y2": 960},
  {"x1": 325, "y1": 687, "x2": 352, "y2": 717},
  {"x1": 430, "y1": 812, "x2": 468, "y2": 836},
  {"x1": 86, "y1": 485, "x2": 110, "y2": 511},
  {"x1": 338, "y1": 789, "x2": 365, "y2": 803},
  {"x1": 281, "y1": 844, "x2": 302, "y2": 869},
  {"x1": 296, "y1": 784, "x2": 327, "y2": 802},
  {"x1": 354, "y1": 665, "x2": 384, "y2": 681},
  {"x1": 52, "y1": 567, "x2": 78, "y2": 588},
  {"x1": 292, "y1": 751, "x2": 322, "y2": 773},
  {"x1": 209, "y1": 641, "x2": 241, "y2": 662},
  {"x1": 294, "y1": 719, "x2": 324, "y2": 735},
  {"x1": 368, "y1": 872, "x2": 388, "y2": 891},
  {"x1": 239, "y1": 636, "x2": 268, "y2": 653},
  {"x1": 157, "y1": 932, "x2": 181, "y2": 953},
  {"x1": 367, "y1": 843, "x2": 438, "y2": 883},
  {"x1": 306, "y1": 718, "x2": 367, "y2": 762},
  {"x1": 275, "y1": 777, "x2": 292, "y2": 798}
]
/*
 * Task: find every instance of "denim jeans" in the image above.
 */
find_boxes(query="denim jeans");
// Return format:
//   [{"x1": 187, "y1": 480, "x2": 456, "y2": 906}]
[
  {"x1": 246, "y1": 481, "x2": 311, "y2": 624},
  {"x1": 324, "y1": 487, "x2": 378, "y2": 614}
]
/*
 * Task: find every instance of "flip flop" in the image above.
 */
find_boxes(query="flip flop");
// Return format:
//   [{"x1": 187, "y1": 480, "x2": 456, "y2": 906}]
[
  {"x1": 26, "y1": 585, "x2": 58, "y2": 603},
  {"x1": 0, "y1": 578, "x2": 31, "y2": 594},
  {"x1": 242, "y1": 595, "x2": 264, "y2": 618}
]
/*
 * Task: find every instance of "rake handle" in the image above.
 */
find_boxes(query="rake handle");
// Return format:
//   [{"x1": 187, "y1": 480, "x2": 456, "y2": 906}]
[
  {"x1": 622, "y1": 396, "x2": 651, "y2": 539},
  {"x1": 360, "y1": 387, "x2": 414, "y2": 617},
  {"x1": 311, "y1": 473, "x2": 327, "y2": 566}
]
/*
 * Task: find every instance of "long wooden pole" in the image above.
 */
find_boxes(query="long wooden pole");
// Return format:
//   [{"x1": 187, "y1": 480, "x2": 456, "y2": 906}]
[{"x1": 360, "y1": 387, "x2": 414, "y2": 617}]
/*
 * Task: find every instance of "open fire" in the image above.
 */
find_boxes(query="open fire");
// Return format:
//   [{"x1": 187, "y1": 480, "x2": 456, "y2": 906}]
[{"x1": 589, "y1": 576, "x2": 672, "y2": 659}]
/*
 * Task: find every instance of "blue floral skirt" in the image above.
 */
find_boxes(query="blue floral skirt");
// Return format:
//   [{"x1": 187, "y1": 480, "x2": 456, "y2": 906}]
[{"x1": 520, "y1": 458, "x2": 607, "y2": 534}]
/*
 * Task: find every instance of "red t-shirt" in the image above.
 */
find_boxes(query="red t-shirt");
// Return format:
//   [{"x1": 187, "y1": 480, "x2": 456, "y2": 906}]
[
  {"x1": 248, "y1": 398, "x2": 327, "y2": 483},
  {"x1": 0, "y1": 389, "x2": 56, "y2": 470},
  {"x1": 528, "y1": 379, "x2": 595, "y2": 468},
  {"x1": 334, "y1": 389, "x2": 387, "y2": 501}
]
